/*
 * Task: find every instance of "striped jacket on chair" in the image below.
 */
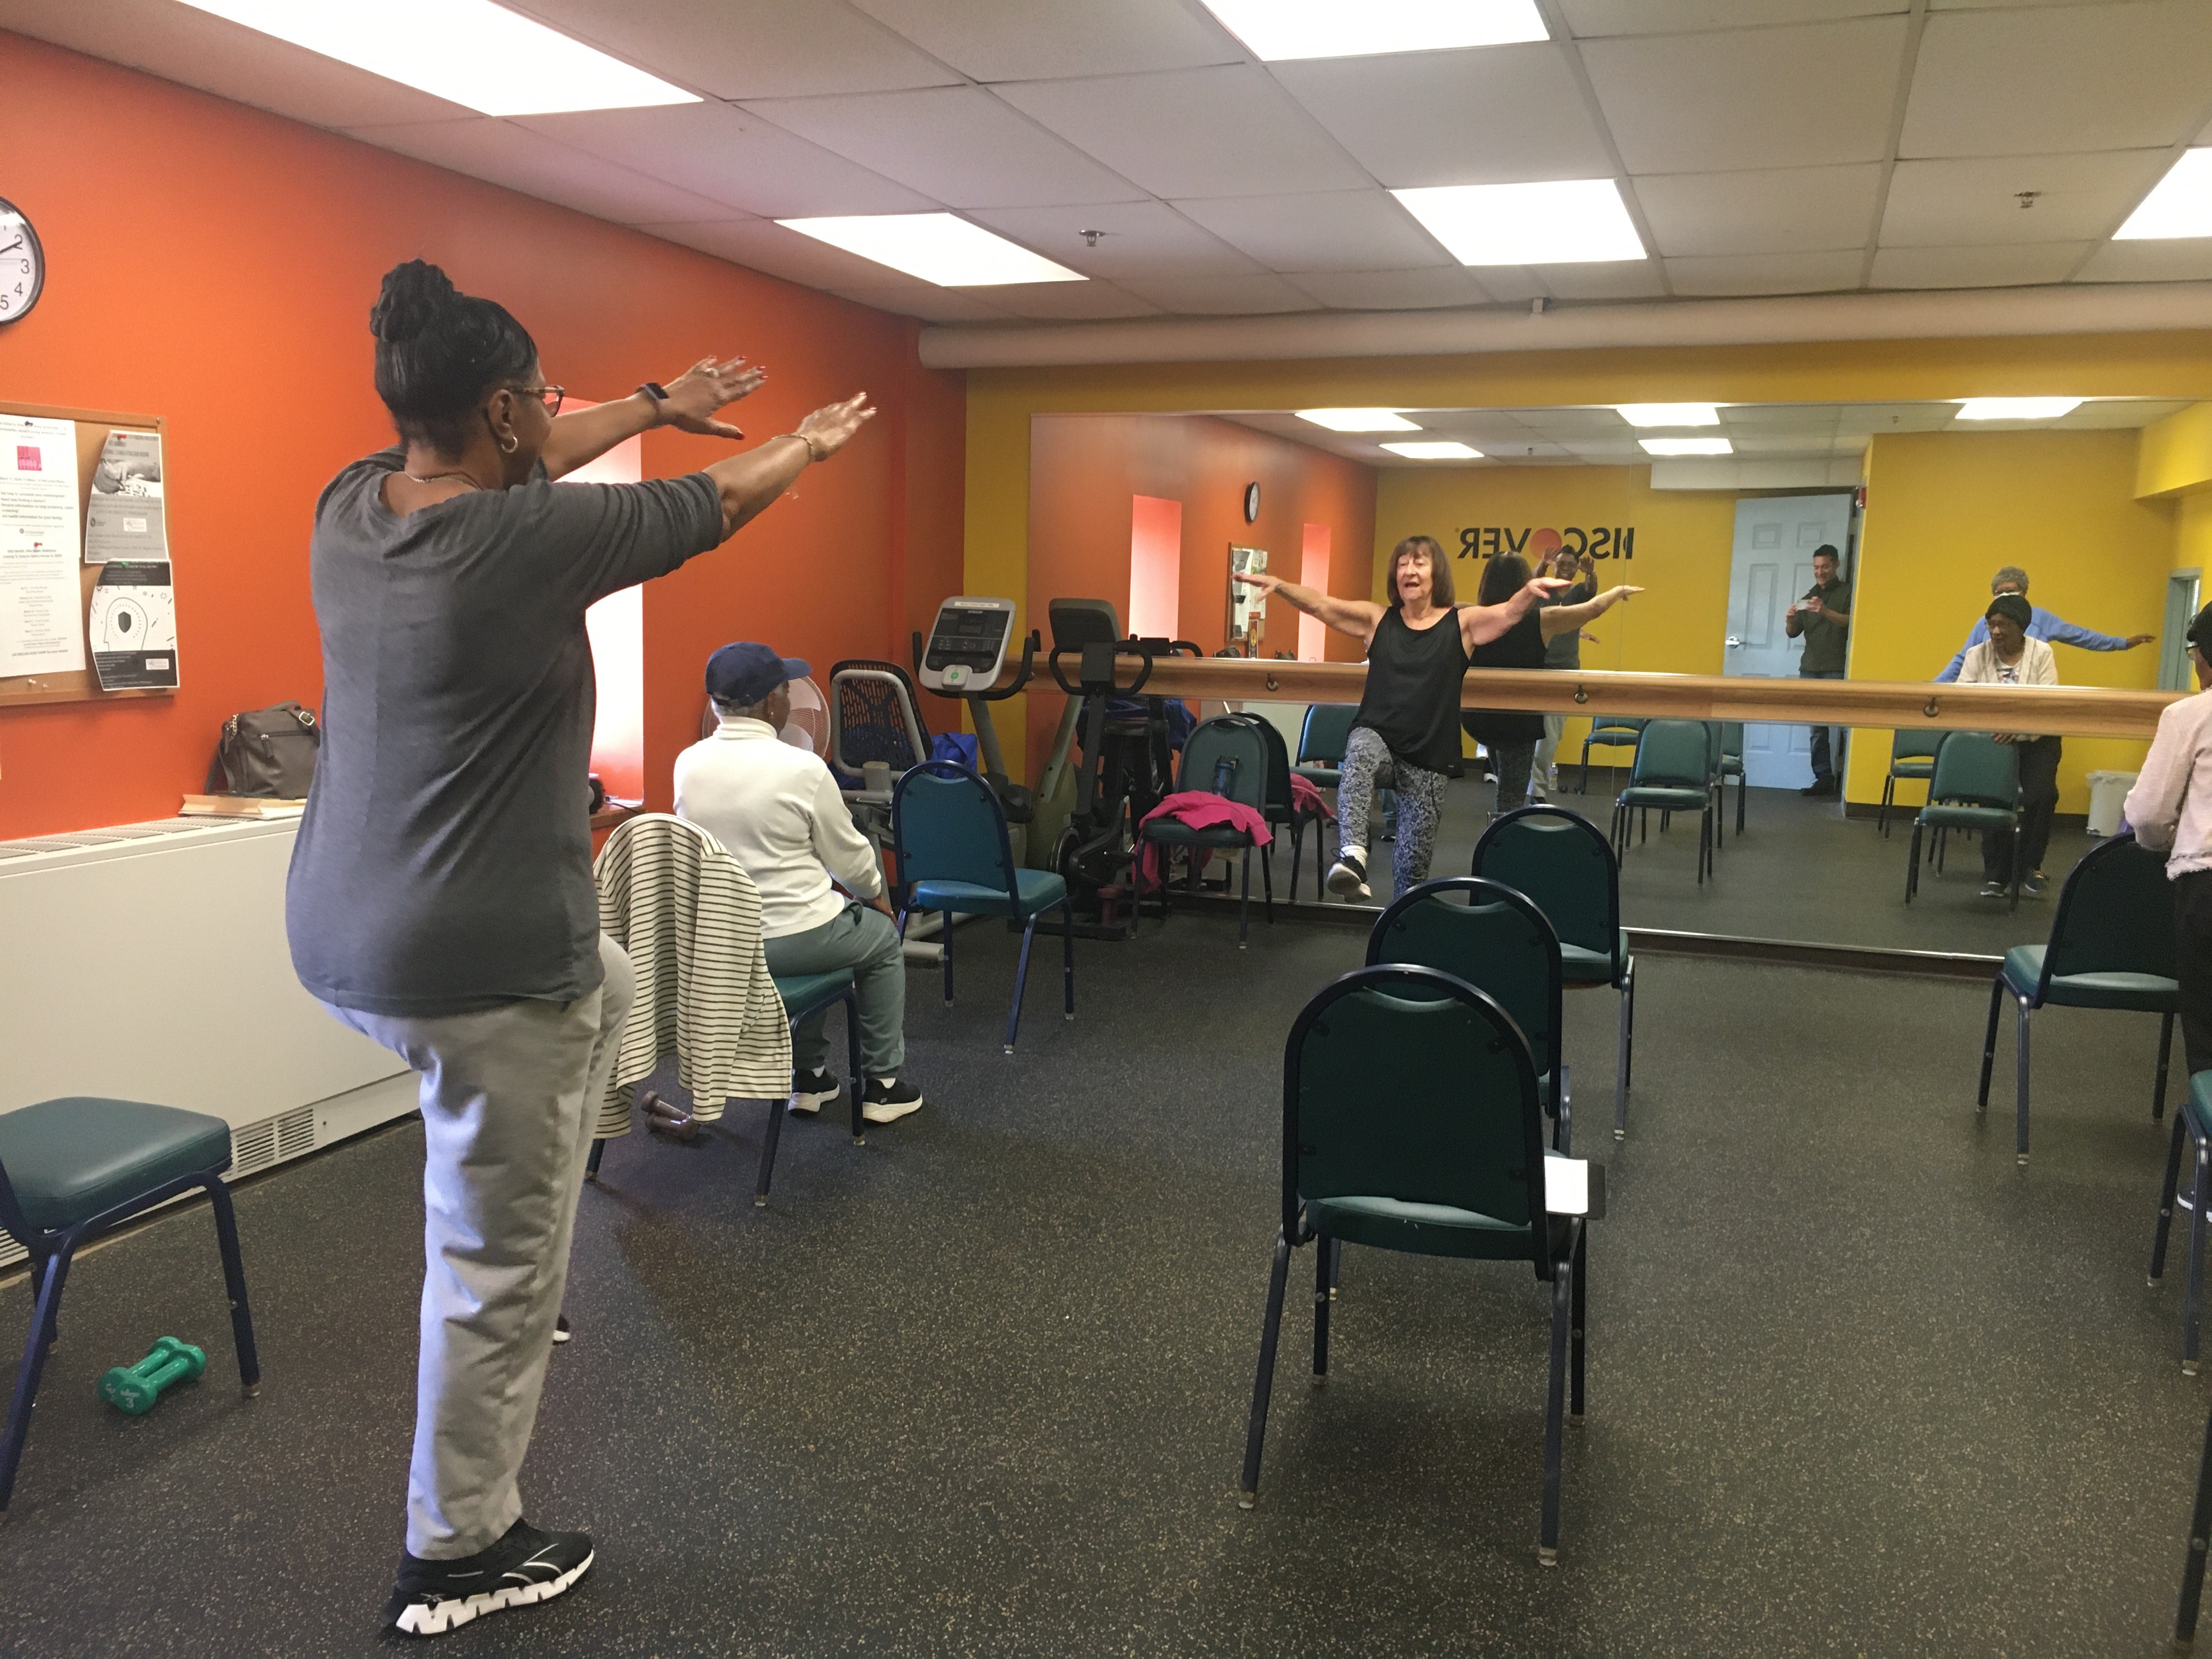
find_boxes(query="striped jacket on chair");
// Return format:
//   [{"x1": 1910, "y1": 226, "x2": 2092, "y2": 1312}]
[{"x1": 592, "y1": 814, "x2": 792, "y2": 1138}]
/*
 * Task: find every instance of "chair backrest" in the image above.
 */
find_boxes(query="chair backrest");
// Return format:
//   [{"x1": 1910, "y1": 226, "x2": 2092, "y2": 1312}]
[
  {"x1": 1471, "y1": 805, "x2": 1623, "y2": 977},
  {"x1": 1366, "y1": 878, "x2": 1564, "y2": 1085},
  {"x1": 2039, "y1": 833, "x2": 2180, "y2": 988},
  {"x1": 1298, "y1": 703, "x2": 1358, "y2": 765},
  {"x1": 1715, "y1": 720, "x2": 1743, "y2": 760},
  {"x1": 1177, "y1": 715, "x2": 1271, "y2": 812},
  {"x1": 1589, "y1": 715, "x2": 1648, "y2": 740},
  {"x1": 1283, "y1": 966, "x2": 1547, "y2": 1272},
  {"x1": 1891, "y1": 727, "x2": 1945, "y2": 763},
  {"x1": 1249, "y1": 715, "x2": 1296, "y2": 814},
  {"x1": 1630, "y1": 718, "x2": 1716, "y2": 789},
  {"x1": 1928, "y1": 731, "x2": 2019, "y2": 810},
  {"x1": 891, "y1": 761, "x2": 1017, "y2": 900},
  {"x1": 831, "y1": 661, "x2": 929, "y2": 776}
]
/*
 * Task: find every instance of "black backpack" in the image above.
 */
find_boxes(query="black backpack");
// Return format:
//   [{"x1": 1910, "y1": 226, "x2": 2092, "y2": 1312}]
[{"x1": 207, "y1": 702, "x2": 320, "y2": 798}]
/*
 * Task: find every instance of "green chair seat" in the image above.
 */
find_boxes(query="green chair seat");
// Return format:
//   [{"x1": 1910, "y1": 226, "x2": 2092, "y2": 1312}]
[
  {"x1": 1891, "y1": 759, "x2": 1936, "y2": 779},
  {"x1": 772, "y1": 970, "x2": 855, "y2": 1024},
  {"x1": 909, "y1": 867, "x2": 1068, "y2": 919},
  {"x1": 1294, "y1": 764, "x2": 1341, "y2": 789},
  {"x1": 1141, "y1": 819, "x2": 1254, "y2": 847},
  {"x1": 1306, "y1": 1193, "x2": 1542, "y2": 1261},
  {"x1": 0, "y1": 1098, "x2": 232, "y2": 1234},
  {"x1": 1920, "y1": 803, "x2": 2015, "y2": 830},
  {"x1": 2002, "y1": 945, "x2": 2179, "y2": 1012},
  {"x1": 1619, "y1": 785, "x2": 1708, "y2": 811},
  {"x1": 1560, "y1": 932, "x2": 1629, "y2": 985}
]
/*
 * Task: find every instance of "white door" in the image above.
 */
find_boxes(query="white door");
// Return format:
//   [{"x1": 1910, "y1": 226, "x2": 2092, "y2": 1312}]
[{"x1": 1724, "y1": 493, "x2": 1855, "y2": 789}]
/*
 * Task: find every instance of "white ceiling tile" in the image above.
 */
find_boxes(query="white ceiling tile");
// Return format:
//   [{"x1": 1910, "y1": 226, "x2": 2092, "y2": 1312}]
[
  {"x1": 1582, "y1": 17, "x2": 1910, "y2": 172},
  {"x1": 1114, "y1": 273, "x2": 1321, "y2": 314},
  {"x1": 1665, "y1": 250, "x2": 1866, "y2": 293},
  {"x1": 1881, "y1": 151, "x2": 2174, "y2": 245},
  {"x1": 506, "y1": 0, "x2": 962, "y2": 99},
  {"x1": 1174, "y1": 190, "x2": 1446, "y2": 274},
  {"x1": 1502, "y1": 407, "x2": 1636, "y2": 434},
  {"x1": 515, "y1": 103, "x2": 939, "y2": 217},
  {"x1": 969, "y1": 281, "x2": 1164, "y2": 320},
  {"x1": 650, "y1": 218, "x2": 937, "y2": 288},
  {"x1": 1532, "y1": 262, "x2": 1672, "y2": 300},
  {"x1": 844, "y1": 0, "x2": 1242, "y2": 81},
  {"x1": 341, "y1": 121, "x2": 740, "y2": 225},
  {"x1": 1835, "y1": 402, "x2": 1963, "y2": 431},
  {"x1": 1563, "y1": 1, "x2": 1905, "y2": 34},
  {"x1": 1282, "y1": 268, "x2": 1497, "y2": 309},
  {"x1": 821, "y1": 284, "x2": 1015, "y2": 323},
  {"x1": 1470, "y1": 267, "x2": 1552, "y2": 303},
  {"x1": 0, "y1": 0, "x2": 472, "y2": 127},
  {"x1": 1731, "y1": 429, "x2": 1847, "y2": 455},
  {"x1": 1869, "y1": 241, "x2": 2090, "y2": 286},
  {"x1": 2057, "y1": 397, "x2": 2197, "y2": 425},
  {"x1": 1721, "y1": 403, "x2": 1838, "y2": 425},
  {"x1": 1271, "y1": 45, "x2": 1616, "y2": 189},
  {"x1": 1900, "y1": 3, "x2": 2212, "y2": 158},
  {"x1": 963, "y1": 202, "x2": 1261, "y2": 277},
  {"x1": 1471, "y1": 438, "x2": 1576, "y2": 460},
  {"x1": 1633, "y1": 164, "x2": 1882, "y2": 256},
  {"x1": 2072, "y1": 238, "x2": 2212, "y2": 281},
  {"x1": 994, "y1": 66, "x2": 1370, "y2": 199},
  {"x1": 1928, "y1": 1, "x2": 2146, "y2": 8},
  {"x1": 1560, "y1": 439, "x2": 1651, "y2": 459},
  {"x1": 738, "y1": 87, "x2": 1146, "y2": 209}
]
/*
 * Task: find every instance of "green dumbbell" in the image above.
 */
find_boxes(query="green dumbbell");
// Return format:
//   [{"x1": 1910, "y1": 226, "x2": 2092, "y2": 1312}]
[{"x1": 98, "y1": 1338, "x2": 206, "y2": 1416}]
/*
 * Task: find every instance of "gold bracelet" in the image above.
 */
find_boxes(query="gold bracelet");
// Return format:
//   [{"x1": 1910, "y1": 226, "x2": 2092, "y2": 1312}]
[{"x1": 780, "y1": 432, "x2": 828, "y2": 462}]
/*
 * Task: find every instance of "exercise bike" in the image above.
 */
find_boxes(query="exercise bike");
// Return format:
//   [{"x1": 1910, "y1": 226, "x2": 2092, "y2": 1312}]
[{"x1": 909, "y1": 595, "x2": 1037, "y2": 844}]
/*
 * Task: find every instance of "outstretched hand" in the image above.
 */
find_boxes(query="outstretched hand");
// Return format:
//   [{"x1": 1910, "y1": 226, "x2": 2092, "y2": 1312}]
[
  {"x1": 1231, "y1": 570, "x2": 1283, "y2": 596},
  {"x1": 2127, "y1": 633, "x2": 2156, "y2": 648},
  {"x1": 796, "y1": 392, "x2": 877, "y2": 459},
  {"x1": 1610, "y1": 585, "x2": 1646, "y2": 601},
  {"x1": 660, "y1": 356, "x2": 766, "y2": 438},
  {"x1": 1525, "y1": 576, "x2": 1572, "y2": 597}
]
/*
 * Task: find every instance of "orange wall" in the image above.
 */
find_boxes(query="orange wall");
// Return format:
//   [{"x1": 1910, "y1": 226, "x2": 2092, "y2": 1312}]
[
  {"x1": 0, "y1": 31, "x2": 964, "y2": 838},
  {"x1": 1024, "y1": 413, "x2": 1376, "y2": 777}
]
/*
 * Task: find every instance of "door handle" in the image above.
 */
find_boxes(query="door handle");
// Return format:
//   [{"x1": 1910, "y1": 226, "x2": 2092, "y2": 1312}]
[{"x1": 1725, "y1": 636, "x2": 1744, "y2": 648}]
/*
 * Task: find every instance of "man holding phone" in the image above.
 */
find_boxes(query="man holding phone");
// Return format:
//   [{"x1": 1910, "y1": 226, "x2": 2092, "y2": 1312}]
[{"x1": 1785, "y1": 545, "x2": 1852, "y2": 798}]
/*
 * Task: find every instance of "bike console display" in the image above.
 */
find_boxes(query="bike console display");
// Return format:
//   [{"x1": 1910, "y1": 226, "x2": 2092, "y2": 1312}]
[{"x1": 918, "y1": 596, "x2": 1017, "y2": 693}]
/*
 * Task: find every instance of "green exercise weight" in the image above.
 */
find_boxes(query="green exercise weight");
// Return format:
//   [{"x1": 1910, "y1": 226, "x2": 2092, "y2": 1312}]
[{"x1": 98, "y1": 1338, "x2": 206, "y2": 1416}]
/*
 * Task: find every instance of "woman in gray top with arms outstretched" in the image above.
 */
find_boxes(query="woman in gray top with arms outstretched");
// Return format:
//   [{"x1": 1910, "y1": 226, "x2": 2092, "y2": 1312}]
[{"x1": 286, "y1": 260, "x2": 872, "y2": 1637}]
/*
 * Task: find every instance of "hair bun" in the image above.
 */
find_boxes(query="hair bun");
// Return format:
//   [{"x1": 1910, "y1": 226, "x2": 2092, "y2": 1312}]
[{"x1": 370, "y1": 259, "x2": 459, "y2": 345}]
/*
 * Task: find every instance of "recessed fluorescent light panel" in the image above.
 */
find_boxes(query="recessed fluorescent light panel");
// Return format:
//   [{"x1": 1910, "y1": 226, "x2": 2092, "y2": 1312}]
[
  {"x1": 1639, "y1": 438, "x2": 1733, "y2": 456},
  {"x1": 174, "y1": 0, "x2": 697, "y2": 115},
  {"x1": 2115, "y1": 149, "x2": 2212, "y2": 240},
  {"x1": 1297, "y1": 409, "x2": 1420, "y2": 432},
  {"x1": 1383, "y1": 441, "x2": 1484, "y2": 460},
  {"x1": 1392, "y1": 180, "x2": 1645, "y2": 266},
  {"x1": 1200, "y1": 0, "x2": 1547, "y2": 60},
  {"x1": 1616, "y1": 403, "x2": 1720, "y2": 427},
  {"x1": 1954, "y1": 398, "x2": 2084, "y2": 421},
  {"x1": 777, "y1": 215, "x2": 1084, "y2": 287}
]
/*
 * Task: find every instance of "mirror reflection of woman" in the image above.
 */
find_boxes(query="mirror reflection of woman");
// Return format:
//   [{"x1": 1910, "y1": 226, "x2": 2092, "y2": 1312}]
[
  {"x1": 1955, "y1": 591, "x2": 2062, "y2": 898},
  {"x1": 1232, "y1": 535, "x2": 1564, "y2": 901}
]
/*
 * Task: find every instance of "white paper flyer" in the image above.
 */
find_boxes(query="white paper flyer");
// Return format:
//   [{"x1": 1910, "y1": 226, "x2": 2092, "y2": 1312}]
[
  {"x1": 0, "y1": 413, "x2": 82, "y2": 568},
  {"x1": 0, "y1": 524, "x2": 87, "y2": 676},
  {"x1": 84, "y1": 428, "x2": 166, "y2": 563},
  {"x1": 89, "y1": 559, "x2": 178, "y2": 690}
]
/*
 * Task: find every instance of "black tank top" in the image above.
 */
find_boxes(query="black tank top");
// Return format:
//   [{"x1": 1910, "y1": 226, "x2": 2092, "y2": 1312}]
[
  {"x1": 1353, "y1": 606, "x2": 1468, "y2": 775},
  {"x1": 1462, "y1": 606, "x2": 1546, "y2": 747}
]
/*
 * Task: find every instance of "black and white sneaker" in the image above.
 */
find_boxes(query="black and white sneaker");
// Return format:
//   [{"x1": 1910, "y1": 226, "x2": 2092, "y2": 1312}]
[
  {"x1": 789, "y1": 1069, "x2": 842, "y2": 1115},
  {"x1": 383, "y1": 1517, "x2": 593, "y2": 1637},
  {"x1": 1325, "y1": 853, "x2": 1372, "y2": 901},
  {"x1": 861, "y1": 1076, "x2": 924, "y2": 1125},
  {"x1": 1979, "y1": 881, "x2": 2007, "y2": 899},
  {"x1": 551, "y1": 1314, "x2": 571, "y2": 1345}
]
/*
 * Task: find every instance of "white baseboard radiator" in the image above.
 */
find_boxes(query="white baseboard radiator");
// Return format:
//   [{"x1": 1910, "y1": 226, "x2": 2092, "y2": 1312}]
[{"x1": 0, "y1": 817, "x2": 416, "y2": 1270}]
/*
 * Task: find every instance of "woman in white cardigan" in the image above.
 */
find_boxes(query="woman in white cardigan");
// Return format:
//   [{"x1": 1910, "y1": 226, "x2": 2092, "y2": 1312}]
[{"x1": 1955, "y1": 592, "x2": 2061, "y2": 896}]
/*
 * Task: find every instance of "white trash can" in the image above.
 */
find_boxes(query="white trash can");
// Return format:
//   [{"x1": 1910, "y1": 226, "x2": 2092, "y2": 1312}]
[{"x1": 2085, "y1": 769, "x2": 2137, "y2": 838}]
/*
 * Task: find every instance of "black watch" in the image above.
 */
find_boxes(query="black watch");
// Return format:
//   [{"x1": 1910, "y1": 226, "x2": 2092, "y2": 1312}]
[{"x1": 637, "y1": 381, "x2": 669, "y2": 424}]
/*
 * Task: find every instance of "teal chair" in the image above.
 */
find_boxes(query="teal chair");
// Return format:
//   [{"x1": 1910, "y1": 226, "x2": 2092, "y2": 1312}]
[
  {"x1": 1140, "y1": 715, "x2": 1274, "y2": 946},
  {"x1": 1251, "y1": 715, "x2": 1325, "y2": 902},
  {"x1": 1294, "y1": 703, "x2": 1357, "y2": 792},
  {"x1": 1879, "y1": 729, "x2": 1945, "y2": 838},
  {"x1": 1713, "y1": 721, "x2": 1746, "y2": 842},
  {"x1": 1368, "y1": 877, "x2": 1571, "y2": 1152},
  {"x1": 1475, "y1": 806, "x2": 1637, "y2": 1140},
  {"x1": 1980, "y1": 834, "x2": 2177, "y2": 1165},
  {"x1": 1610, "y1": 719, "x2": 1716, "y2": 885},
  {"x1": 894, "y1": 760, "x2": 1074, "y2": 1054},
  {"x1": 0, "y1": 1097, "x2": 261, "y2": 1514},
  {"x1": 1577, "y1": 715, "x2": 1646, "y2": 793},
  {"x1": 1237, "y1": 965, "x2": 1590, "y2": 1564},
  {"x1": 2154, "y1": 1078, "x2": 2212, "y2": 1379},
  {"x1": 1905, "y1": 733, "x2": 2020, "y2": 909}
]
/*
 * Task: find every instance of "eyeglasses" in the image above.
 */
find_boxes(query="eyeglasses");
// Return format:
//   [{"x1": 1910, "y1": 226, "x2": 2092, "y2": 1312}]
[{"x1": 516, "y1": 383, "x2": 565, "y2": 416}]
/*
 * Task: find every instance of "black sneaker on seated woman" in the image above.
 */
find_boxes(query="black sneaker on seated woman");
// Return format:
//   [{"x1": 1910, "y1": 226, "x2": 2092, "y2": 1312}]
[
  {"x1": 861, "y1": 1076, "x2": 924, "y2": 1124},
  {"x1": 789, "y1": 1069, "x2": 842, "y2": 1114},
  {"x1": 1325, "y1": 851, "x2": 1372, "y2": 901},
  {"x1": 383, "y1": 1517, "x2": 594, "y2": 1636}
]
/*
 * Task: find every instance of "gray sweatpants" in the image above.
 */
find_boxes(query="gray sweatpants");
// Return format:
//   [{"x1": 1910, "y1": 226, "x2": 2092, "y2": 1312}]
[
  {"x1": 1338, "y1": 724, "x2": 1449, "y2": 897},
  {"x1": 763, "y1": 901, "x2": 905, "y2": 1077},
  {"x1": 325, "y1": 934, "x2": 635, "y2": 1560}
]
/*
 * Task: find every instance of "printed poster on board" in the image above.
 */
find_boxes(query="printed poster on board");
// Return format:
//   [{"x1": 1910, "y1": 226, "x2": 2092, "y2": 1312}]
[
  {"x1": 84, "y1": 428, "x2": 166, "y2": 563},
  {"x1": 89, "y1": 560, "x2": 178, "y2": 690}
]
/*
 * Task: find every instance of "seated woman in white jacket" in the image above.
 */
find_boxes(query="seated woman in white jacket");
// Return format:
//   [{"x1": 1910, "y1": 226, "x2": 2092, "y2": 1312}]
[
  {"x1": 675, "y1": 641, "x2": 922, "y2": 1123},
  {"x1": 1954, "y1": 592, "x2": 2062, "y2": 898}
]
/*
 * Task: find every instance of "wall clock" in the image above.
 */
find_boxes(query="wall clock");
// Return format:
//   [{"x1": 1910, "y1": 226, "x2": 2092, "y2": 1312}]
[
  {"x1": 0, "y1": 199, "x2": 43, "y2": 324},
  {"x1": 1243, "y1": 481, "x2": 1260, "y2": 522}
]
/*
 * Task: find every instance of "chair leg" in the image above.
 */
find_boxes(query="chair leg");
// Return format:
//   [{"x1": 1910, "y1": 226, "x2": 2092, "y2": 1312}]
[
  {"x1": 203, "y1": 1179, "x2": 261, "y2": 1394},
  {"x1": 1976, "y1": 974, "x2": 2005, "y2": 1113},
  {"x1": 0, "y1": 1245, "x2": 72, "y2": 1515},
  {"x1": 1327, "y1": 1235, "x2": 1342, "y2": 1301},
  {"x1": 1260, "y1": 837, "x2": 1274, "y2": 925},
  {"x1": 2008, "y1": 826, "x2": 2022, "y2": 911},
  {"x1": 2175, "y1": 1398, "x2": 2212, "y2": 1647},
  {"x1": 2159, "y1": 1011, "x2": 2177, "y2": 1122},
  {"x1": 1060, "y1": 900, "x2": 1076, "y2": 1021},
  {"x1": 1570, "y1": 1223, "x2": 1588, "y2": 1425},
  {"x1": 1238, "y1": 1229, "x2": 1294, "y2": 1506},
  {"x1": 584, "y1": 1137, "x2": 607, "y2": 1182},
  {"x1": 1237, "y1": 844, "x2": 1251, "y2": 950},
  {"x1": 2157, "y1": 1109, "x2": 2190, "y2": 1283},
  {"x1": 941, "y1": 910, "x2": 955, "y2": 1005},
  {"x1": 1906, "y1": 821, "x2": 1923, "y2": 903},
  {"x1": 1289, "y1": 820, "x2": 1304, "y2": 901},
  {"x1": 1006, "y1": 913, "x2": 1040, "y2": 1055},
  {"x1": 2014, "y1": 998, "x2": 2033, "y2": 1164},
  {"x1": 1555, "y1": 1062, "x2": 1573, "y2": 1156},
  {"x1": 755, "y1": 1094, "x2": 785, "y2": 1206},
  {"x1": 1880, "y1": 775, "x2": 1894, "y2": 838},
  {"x1": 2188, "y1": 1132, "x2": 2210, "y2": 1376},
  {"x1": 1539, "y1": 1255, "x2": 1572, "y2": 1566},
  {"x1": 1735, "y1": 772, "x2": 1746, "y2": 838},
  {"x1": 1312, "y1": 1237, "x2": 1331, "y2": 1380},
  {"x1": 1616, "y1": 960, "x2": 1636, "y2": 1139},
  {"x1": 847, "y1": 991, "x2": 866, "y2": 1145}
]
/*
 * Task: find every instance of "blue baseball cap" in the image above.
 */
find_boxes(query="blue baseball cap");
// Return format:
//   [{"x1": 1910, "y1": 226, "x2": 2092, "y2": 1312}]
[{"x1": 706, "y1": 641, "x2": 809, "y2": 707}]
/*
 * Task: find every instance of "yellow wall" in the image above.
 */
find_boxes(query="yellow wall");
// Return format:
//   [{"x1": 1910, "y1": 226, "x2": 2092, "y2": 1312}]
[
  {"x1": 1846, "y1": 429, "x2": 2169, "y2": 814},
  {"x1": 2177, "y1": 492, "x2": 2212, "y2": 573},
  {"x1": 2139, "y1": 400, "x2": 2212, "y2": 500}
]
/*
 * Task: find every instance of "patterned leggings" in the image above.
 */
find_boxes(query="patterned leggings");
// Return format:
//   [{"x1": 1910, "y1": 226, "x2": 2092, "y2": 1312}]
[{"x1": 1338, "y1": 725, "x2": 1448, "y2": 896}]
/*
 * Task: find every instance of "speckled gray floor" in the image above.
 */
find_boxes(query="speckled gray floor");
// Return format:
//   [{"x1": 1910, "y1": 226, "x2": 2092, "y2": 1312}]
[{"x1": 0, "y1": 919, "x2": 2202, "y2": 1657}]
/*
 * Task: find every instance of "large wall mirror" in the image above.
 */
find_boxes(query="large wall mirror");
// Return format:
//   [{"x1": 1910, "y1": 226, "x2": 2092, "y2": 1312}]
[{"x1": 1025, "y1": 397, "x2": 2198, "y2": 958}]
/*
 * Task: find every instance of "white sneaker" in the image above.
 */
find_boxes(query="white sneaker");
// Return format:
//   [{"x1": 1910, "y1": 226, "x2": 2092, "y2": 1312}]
[
  {"x1": 861, "y1": 1076, "x2": 924, "y2": 1124},
  {"x1": 1325, "y1": 851, "x2": 1372, "y2": 901},
  {"x1": 789, "y1": 1069, "x2": 841, "y2": 1115}
]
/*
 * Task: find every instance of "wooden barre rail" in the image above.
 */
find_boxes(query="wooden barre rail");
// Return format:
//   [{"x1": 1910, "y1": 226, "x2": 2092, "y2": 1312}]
[{"x1": 998, "y1": 657, "x2": 2182, "y2": 741}]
